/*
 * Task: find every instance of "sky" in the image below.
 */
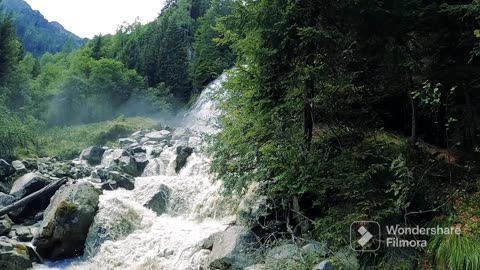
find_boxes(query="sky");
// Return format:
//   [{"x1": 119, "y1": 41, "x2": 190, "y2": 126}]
[{"x1": 25, "y1": 0, "x2": 166, "y2": 38}]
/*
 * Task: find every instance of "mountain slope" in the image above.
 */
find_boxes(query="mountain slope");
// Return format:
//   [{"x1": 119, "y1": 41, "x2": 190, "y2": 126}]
[{"x1": 0, "y1": 0, "x2": 86, "y2": 55}]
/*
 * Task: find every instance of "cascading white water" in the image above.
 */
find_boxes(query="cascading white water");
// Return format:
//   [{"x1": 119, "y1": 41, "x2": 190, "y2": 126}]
[{"x1": 34, "y1": 74, "x2": 237, "y2": 270}]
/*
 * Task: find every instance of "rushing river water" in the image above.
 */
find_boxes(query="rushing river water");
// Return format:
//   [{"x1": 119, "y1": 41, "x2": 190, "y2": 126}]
[{"x1": 34, "y1": 75, "x2": 237, "y2": 270}]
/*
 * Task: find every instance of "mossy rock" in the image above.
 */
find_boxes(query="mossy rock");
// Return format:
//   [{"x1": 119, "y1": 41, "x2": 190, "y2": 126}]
[{"x1": 54, "y1": 201, "x2": 78, "y2": 220}]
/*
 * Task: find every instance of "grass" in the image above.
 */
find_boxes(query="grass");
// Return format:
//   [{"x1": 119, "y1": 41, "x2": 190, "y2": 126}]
[
  {"x1": 17, "y1": 116, "x2": 161, "y2": 160},
  {"x1": 429, "y1": 234, "x2": 480, "y2": 270},
  {"x1": 427, "y1": 193, "x2": 480, "y2": 270}
]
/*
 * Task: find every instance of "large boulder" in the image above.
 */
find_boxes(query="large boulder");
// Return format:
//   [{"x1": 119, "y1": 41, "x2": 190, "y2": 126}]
[
  {"x1": 208, "y1": 226, "x2": 258, "y2": 270},
  {"x1": 9, "y1": 173, "x2": 48, "y2": 199},
  {"x1": 175, "y1": 146, "x2": 193, "y2": 173},
  {"x1": 33, "y1": 182, "x2": 100, "y2": 260},
  {"x1": 8, "y1": 173, "x2": 52, "y2": 221},
  {"x1": 144, "y1": 184, "x2": 170, "y2": 215},
  {"x1": 80, "y1": 146, "x2": 106, "y2": 165},
  {"x1": 102, "y1": 171, "x2": 135, "y2": 191},
  {"x1": 0, "y1": 238, "x2": 33, "y2": 270},
  {"x1": 102, "y1": 149, "x2": 138, "y2": 176},
  {"x1": 0, "y1": 160, "x2": 13, "y2": 177}
]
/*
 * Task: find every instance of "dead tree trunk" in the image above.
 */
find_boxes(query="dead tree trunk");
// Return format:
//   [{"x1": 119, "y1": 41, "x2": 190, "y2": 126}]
[{"x1": 0, "y1": 178, "x2": 67, "y2": 217}]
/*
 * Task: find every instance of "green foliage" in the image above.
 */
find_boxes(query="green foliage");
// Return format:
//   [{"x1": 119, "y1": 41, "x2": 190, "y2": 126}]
[
  {"x1": 22, "y1": 117, "x2": 160, "y2": 159},
  {"x1": 209, "y1": 1, "x2": 480, "y2": 268},
  {"x1": 429, "y1": 234, "x2": 480, "y2": 270},
  {"x1": 0, "y1": 0, "x2": 85, "y2": 55},
  {"x1": 0, "y1": 100, "x2": 35, "y2": 160},
  {"x1": 0, "y1": 13, "x2": 22, "y2": 81},
  {"x1": 427, "y1": 193, "x2": 480, "y2": 270},
  {"x1": 191, "y1": 0, "x2": 234, "y2": 90}
]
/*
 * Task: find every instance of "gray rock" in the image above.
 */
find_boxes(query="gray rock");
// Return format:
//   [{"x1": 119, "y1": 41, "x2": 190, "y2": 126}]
[
  {"x1": 312, "y1": 260, "x2": 334, "y2": 270},
  {"x1": 117, "y1": 138, "x2": 137, "y2": 147},
  {"x1": 50, "y1": 162, "x2": 74, "y2": 178},
  {"x1": 21, "y1": 159, "x2": 37, "y2": 171},
  {"x1": 265, "y1": 243, "x2": 302, "y2": 268},
  {"x1": 0, "y1": 183, "x2": 10, "y2": 194},
  {"x1": 175, "y1": 146, "x2": 193, "y2": 173},
  {"x1": 134, "y1": 152, "x2": 149, "y2": 173},
  {"x1": 145, "y1": 130, "x2": 172, "y2": 142},
  {"x1": 0, "y1": 160, "x2": 13, "y2": 177},
  {"x1": 11, "y1": 161, "x2": 27, "y2": 176},
  {"x1": 144, "y1": 184, "x2": 170, "y2": 215},
  {"x1": 0, "y1": 238, "x2": 33, "y2": 270},
  {"x1": 80, "y1": 146, "x2": 106, "y2": 165},
  {"x1": 9, "y1": 173, "x2": 48, "y2": 199},
  {"x1": 33, "y1": 182, "x2": 100, "y2": 260},
  {"x1": 14, "y1": 227, "x2": 33, "y2": 242},
  {"x1": 70, "y1": 163, "x2": 92, "y2": 179},
  {"x1": 0, "y1": 216, "x2": 13, "y2": 236},
  {"x1": 150, "y1": 148, "x2": 163, "y2": 158},
  {"x1": 130, "y1": 130, "x2": 153, "y2": 141},
  {"x1": 0, "y1": 193, "x2": 15, "y2": 208},
  {"x1": 103, "y1": 149, "x2": 138, "y2": 176},
  {"x1": 208, "y1": 226, "x2": 258, "y2": 270},
  {"x1": 102, "y1": 171, "x2": 135, "y2": 190},
  {"x1": 128, "y1": 143, "x2": 145, "y2": 153}
]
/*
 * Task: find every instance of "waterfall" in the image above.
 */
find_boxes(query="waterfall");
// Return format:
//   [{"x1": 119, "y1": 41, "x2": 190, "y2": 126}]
[{"x1": 34, "y1": 74, "x2": 237, "y2": 270}]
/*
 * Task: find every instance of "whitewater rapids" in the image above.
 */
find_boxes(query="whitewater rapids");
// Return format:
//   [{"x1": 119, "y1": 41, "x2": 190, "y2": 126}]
[{"x1": 34, "y1": 75, "x2": 237, "y2": 270}]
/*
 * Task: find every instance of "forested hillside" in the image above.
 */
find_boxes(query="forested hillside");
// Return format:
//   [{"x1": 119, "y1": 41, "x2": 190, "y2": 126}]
[
  {"x1": 0, "y1": 0, "x2": 233, "y2": 157},
  {"x1": 0, "y1": 0, "x2": 480, "y2": 269},
  {"x1": 0, "y1": 0, "x2": 85, "y2": 55}
]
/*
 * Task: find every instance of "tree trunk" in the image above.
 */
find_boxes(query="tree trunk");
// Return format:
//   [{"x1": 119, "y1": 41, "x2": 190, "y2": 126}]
[
  {"x1": 409, "y1": 75, "x2": 418, "y2": 145},
  {"x1": 304, "y1": 56, "x2": 314, "y2": 152},
  {"x1": 464, "y1": 87, "x2": 476, "y2": 148},
  {"x1": 0, "y1": 178, "x2": 67, "y2": 217}
]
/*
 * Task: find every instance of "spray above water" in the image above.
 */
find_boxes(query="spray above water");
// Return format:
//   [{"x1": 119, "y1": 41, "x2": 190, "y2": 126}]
[{"x1": 34, "y1": 74, "x2": 236, "y2": 270}]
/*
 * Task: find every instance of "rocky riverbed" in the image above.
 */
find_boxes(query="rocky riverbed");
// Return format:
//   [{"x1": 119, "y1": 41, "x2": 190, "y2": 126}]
[{"x1": 0, "y1": 74, "x2": 339, "y2": 270}]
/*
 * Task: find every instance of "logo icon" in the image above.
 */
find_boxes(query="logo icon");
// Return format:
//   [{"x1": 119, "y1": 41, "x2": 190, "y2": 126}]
[{"x1": 350, "y1": 221, "x2": 381, "y2": 251}]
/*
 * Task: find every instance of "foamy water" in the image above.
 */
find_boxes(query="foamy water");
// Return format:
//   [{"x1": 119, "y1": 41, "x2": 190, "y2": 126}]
[{"x1": 34, "y1": 75, "x2": 235, "y2": 270}]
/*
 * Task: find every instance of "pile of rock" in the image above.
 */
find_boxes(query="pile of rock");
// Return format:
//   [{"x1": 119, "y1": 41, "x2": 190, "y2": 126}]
[{"x1": 0, "y1": 126, "x2": 204, "y2": 268}]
